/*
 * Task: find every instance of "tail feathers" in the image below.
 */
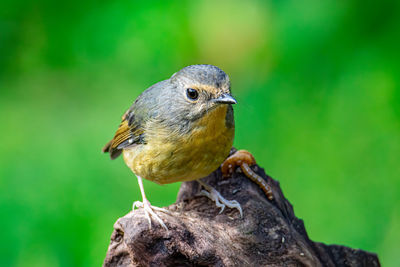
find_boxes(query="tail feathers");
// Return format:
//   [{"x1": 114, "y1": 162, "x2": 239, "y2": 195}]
[
  {"x1": 102, "y1": 140, "x2": 122, "y2": 160},
  {"x1": 102, "y1": 140, "x2": 112, "y2": 153}
]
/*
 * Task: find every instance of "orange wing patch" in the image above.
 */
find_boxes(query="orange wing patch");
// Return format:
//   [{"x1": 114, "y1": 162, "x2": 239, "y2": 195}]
[
  {"x1": 111, "y1": 120, "x2": 131, "y2": 149},
  {"x1": 103, "y1": 113, "x2": 144, "y2": 160}
]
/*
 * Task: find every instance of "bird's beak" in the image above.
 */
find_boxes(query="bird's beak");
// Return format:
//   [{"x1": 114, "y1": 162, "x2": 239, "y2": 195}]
[{"x1": 213, "y1": 93, "x2": 237, "y2": 104}]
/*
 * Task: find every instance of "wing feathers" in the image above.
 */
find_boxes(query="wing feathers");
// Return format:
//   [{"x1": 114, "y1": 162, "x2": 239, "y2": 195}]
[{"x1": 103, "y1": 113, "x2": 144, "y2": 160}]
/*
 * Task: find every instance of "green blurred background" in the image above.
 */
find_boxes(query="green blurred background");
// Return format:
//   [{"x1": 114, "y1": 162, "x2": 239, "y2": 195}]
[{"x1": 1, "y1": 0, "x2": 399, "y2": 266}]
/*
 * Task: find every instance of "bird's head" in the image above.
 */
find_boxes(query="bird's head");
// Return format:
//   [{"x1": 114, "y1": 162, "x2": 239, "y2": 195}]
[{"x1": 169, "y1": 64, "x2": 236, "y2": 121}]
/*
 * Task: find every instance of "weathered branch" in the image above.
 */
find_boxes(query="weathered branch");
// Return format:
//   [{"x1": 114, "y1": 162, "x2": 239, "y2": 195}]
[{"x1": 103, "y1": 150, "x2": 380, "y2": 267}]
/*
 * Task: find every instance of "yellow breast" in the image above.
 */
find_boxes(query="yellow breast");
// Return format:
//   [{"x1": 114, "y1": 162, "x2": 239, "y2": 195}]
[{"x1": 123, "y1": 105, "x2": 234, "y2": 184}]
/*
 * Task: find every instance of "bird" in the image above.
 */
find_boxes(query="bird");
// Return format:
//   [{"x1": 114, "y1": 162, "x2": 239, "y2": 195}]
[{"x1": 103, "y1": 64, "x2": 242, "y2": 229}]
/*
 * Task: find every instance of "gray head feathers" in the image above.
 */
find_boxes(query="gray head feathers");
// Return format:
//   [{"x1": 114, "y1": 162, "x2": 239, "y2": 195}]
[{"x1": 171, "y1": 64, "x2": 230, "y2": 94}]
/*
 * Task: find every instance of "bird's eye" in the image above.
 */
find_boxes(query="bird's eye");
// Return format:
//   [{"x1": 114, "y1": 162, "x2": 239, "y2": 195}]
[{"x1": 186, "y1": 88, "x2": 199, "y2": 100}]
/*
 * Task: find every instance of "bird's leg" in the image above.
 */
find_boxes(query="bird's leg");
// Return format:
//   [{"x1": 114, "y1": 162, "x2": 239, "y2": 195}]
[
  {"x1": 132, "y1": 176, "x2": 170, "y2": 230},
  {"x1": 221, "y1": 150, "x2": 274, "y2": 200},
  {"x1": 197, "y1": 179, "x2": 243, "y2": 217}
]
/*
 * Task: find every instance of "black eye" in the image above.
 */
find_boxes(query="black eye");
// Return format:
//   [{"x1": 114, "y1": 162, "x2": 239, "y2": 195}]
[{"x1": 186, "y1": 88, "x2": 199, "y2": 100}]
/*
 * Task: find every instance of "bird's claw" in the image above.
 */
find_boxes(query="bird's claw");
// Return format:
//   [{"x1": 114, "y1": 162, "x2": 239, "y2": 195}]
[
  {"x1": 200, "y1": 187, "x2": 243, "y2": 217},
  {"x1": 132, "y1": 200, "x2": 170, "y2": 230}
]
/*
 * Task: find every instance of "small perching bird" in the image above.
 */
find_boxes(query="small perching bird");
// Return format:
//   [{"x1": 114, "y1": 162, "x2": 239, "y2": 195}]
[{"x1": 103, "y1": 65, "x2": 243, "y2": 229}]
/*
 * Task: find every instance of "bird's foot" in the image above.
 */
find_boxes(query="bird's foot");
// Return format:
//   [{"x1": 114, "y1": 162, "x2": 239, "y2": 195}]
[
  {"x1": 221, "y1": 149, "x2": 274, "y2": 200},
  {"x1": 132, "y1": 200, "x2": 170, "y2": 230},
  {"x1": 198, "y1": 180, "x2": 243, "y2": 217}
]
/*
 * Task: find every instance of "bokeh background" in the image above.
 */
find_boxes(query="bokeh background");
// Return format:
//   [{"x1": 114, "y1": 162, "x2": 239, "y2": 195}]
[{"x1": 1, "y1": 0, "x2": 399, "y2": 266}]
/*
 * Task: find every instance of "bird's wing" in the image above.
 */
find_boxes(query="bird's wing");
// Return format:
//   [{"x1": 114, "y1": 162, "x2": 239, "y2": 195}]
[
  {"x1": 102, "y1": 80, "x2": 170, "y2": 159},
  {"x1": 102, "y1": 107, "x2": 145, "y2": 160}
]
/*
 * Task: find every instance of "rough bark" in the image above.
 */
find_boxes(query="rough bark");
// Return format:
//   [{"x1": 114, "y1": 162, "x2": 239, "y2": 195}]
[{"x1": 103, "y1": 151, "x2": 380, "y2": 267}]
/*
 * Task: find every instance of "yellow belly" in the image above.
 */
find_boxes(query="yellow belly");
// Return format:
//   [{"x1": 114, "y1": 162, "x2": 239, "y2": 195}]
[{"x1": 123, "y1": 105, "x2": 234, "y2": 184}]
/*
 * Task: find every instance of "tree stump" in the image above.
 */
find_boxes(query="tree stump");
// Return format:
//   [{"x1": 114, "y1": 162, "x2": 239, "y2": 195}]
[{"x1": 103, "y1": 150, "x2": 380, "y2": 267}]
